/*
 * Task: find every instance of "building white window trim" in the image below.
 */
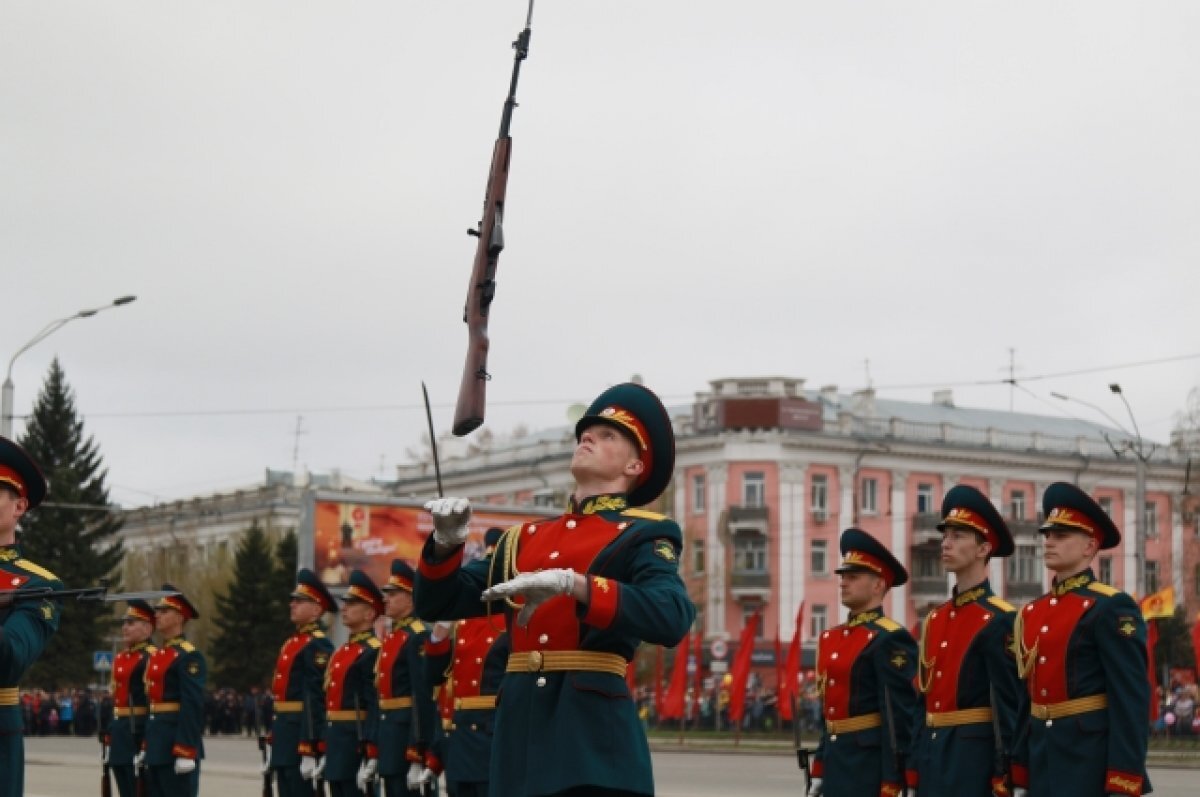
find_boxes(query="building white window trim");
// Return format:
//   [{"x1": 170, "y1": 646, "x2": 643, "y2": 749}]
[
  {"x1": 811, "y1": 539, "x2": 828, "y2": 576},
  {"x1": 692, "y1": 473, "x2": 706, "y2": 514},
  {"x1": 860, "y1": 477, "x2": 878, "y2": 515},
  {"x1": 743, "y1": 472, "x2": 766, "y2": 508},
  {"x1": 811, "y1": 605, "x2": 828, "y2": 637},
  {"x1": 811, "y1": 474, "x2": 829, "y2": 520}
]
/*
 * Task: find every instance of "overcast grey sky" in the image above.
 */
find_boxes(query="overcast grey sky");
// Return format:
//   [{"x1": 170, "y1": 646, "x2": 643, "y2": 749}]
[{"x1": 3, "y1": 1, "x2": 1198, "y2": 508}]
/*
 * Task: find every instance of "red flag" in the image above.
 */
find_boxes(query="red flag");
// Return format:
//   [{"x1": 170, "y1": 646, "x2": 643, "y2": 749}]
[
  {"x1": 1146, "y1": 620, "x2": 1159, "y2": 722},
  {"x1": 774, "y1": 630, "x2": 786, "y2": 721},
  {"x1": 1193, "y1": 618, "x2": 1200, "y2": 688},
  {"x1": 692, "y1": 626, "x2": 704, "y2": 719},
  {"x1": 727, "y1": 610, "x2": 760, "y2": 725},
  {"x1": 660, "y1": 633, "x2": 690, "y2": 720},
  {"x1": 654, "y1": 645, "x2": 665, "y2": 720},
  {"x1": 780, "y1": 601, "x2": 805, "y2": 722}
]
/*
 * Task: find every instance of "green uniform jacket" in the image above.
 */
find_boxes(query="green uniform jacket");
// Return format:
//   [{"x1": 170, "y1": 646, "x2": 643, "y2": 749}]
[
  {"x1": 322, "y1": 630, "x2": 380, "y2": 783},
  {"x1": 414, "y1": 495, "x2": 695, "y2": 797},
  {"x1": 269, "y1": 623, "x2": 333, "y2": 767},
  {"x1": 0, "y1": 545, "x2": 63, "y2": 797},
  {"x1": 144, "y1": 636, "x2": 207, "y2": 765},
  {"x1": 107, "y1": 641, "x2": 155, "y2": 765},
  {"x1": 375, "y1": 616, "x2": 435, "y2": 778}
]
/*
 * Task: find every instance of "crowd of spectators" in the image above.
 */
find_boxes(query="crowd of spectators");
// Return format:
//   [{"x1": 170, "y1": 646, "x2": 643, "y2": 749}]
[
  {"x1": 1155, "y1": 681, "x2": 1200, "y2": 738},
  {"x1": 635, "y1": 675, "x2": 825, "y2": 734}
]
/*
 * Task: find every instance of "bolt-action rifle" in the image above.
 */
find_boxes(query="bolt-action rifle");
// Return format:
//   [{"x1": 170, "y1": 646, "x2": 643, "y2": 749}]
[
  {"x1": 452, "y1": 0, "x2": 537, "y2": 437},
  {"x1": 0, "y1": 582, "x2": 177, "y2": 609}
]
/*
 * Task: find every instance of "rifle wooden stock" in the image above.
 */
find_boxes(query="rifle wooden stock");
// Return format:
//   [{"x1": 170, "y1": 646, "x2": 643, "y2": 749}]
[{"x1": 452, "y1": 7, "x2": 533, "y2": 437}]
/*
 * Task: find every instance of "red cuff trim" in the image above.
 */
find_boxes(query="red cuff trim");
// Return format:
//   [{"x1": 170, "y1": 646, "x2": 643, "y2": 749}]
[
  {"x1": 880, "y1": 783, "x2": 902, "y2": 797},
  {"x1": 1105, "y1": 770, "x2": 1144, "y2": 796},
  {"x1": 366, "y1": 743, "x2": 379, "y2": 759},
  {"x1": 1011, "y1": 763, "x2": 1029, "y2": 788},
  {"x1": 424, "y1": 751, "x2": 443, "y2": 775},
  {"x1": 419, "y1": 544, "x2": 465, "y2": 581},
  {"x1": 171, "y1": 744, "x2": 197, "y2": 759},
  {"x1": 990, "y1": 777, "x2": 1010, "y2": 796},
  {"x1": 317, "y1": 741, "x2": 326, "y2": 754},
  {"x1": 425, "y1": 635, "x2": 452, "y2": 656},
  {"x1": 810, "y1": 758, "x2": 824, "y2": 778},
  {"x1": 297, "y1": 742, "x2": 314, "y2": 756},
  {"x1": 582, "y1": 575, "x2": 620, "y2": 629},
  {"x1": 905, "y1": 769, "x2": 919, "y2": 788},
  {"x1": 406, "y1": 746, "x2": 423, "y2": 763},
  {"x1": 265, "y1": 732, "x2": 273, "y2": 745}
]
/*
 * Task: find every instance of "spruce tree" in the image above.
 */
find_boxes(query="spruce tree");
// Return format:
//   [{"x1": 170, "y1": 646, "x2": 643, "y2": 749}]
[
  {"x1": 19, "y1": 358, "x2": 125, "y2": 689},
  {"x1": 210, "y1": 522, "x2": 278, "y2": 691}
]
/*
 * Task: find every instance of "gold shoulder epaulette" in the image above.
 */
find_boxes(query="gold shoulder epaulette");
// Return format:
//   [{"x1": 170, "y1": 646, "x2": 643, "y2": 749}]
[
  {"x1": 1088, "y1": 582, "x2": 1119, "y2": 597},
  {"x1": 410, "y1": 620, "x2": 426, "y2": 633},
  {"x1": 311, "y1": 630, "x2": 326, "y2": 638},
  {"x1": 621, "y1": 508, "x2": 667, "y2": 522},
  {"x1": 367, "y1": 637, "x2": 383, "y2": 649},
  {"x1": 178, "y1": 641, "x2": 196, "y2": 653},
  {"x1": 14, "y1": 558, "x2": 58, "y2": 582},
  {"x1": 987, "y1": 596, "x2": 1016, "y2": 613},
  {"x1": 874, "y1": 617, "x2": 901, "y2": 632},
  {"x1": 146, "y1": 645, "x2": 159, "y2": 655}
]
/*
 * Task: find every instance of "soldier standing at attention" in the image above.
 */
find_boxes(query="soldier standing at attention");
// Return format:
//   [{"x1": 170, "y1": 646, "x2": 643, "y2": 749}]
[
  {"x1": 0, "y1": 436, "x2": 61, "y2": 797},
  {"x1": 1010, "y1": 482, "x2": 1150, "y2": 797},
  {"x1": 376, "y1": 559, "x2": 436, "y2": 796},
  {"x1": 142, "y1": 586, "x2": 206, "y2": 797},
  {"x1": 106, "y1": 600, "x2": 157, "y2": 797},
  {"x1": 808, "y1": 528, "x2": 918, "y2": 797},
  {"x1": 318, "y1": 568, "x2": 383, "y2": 797},
  {"x1": 908, "y1": 485, "x2": 1021, "y2": 796},
  {"x1": 416, "y1": 382, "x2": 695, "y2": 797},
  {"x1": 267, "y1": 568, "x2": 335, "y2": 796},
  {"x1": 420, "y1": 527, "x2": 511, "y2": 797}
]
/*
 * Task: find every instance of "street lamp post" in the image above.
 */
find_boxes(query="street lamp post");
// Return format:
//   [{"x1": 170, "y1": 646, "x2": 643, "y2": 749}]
[
  {"x1": 1, "y1": 295, "x2": 137, "y2": 438},
  {"x1": 1050, "y1": 387, "x2": 1152, "y2": 597}
]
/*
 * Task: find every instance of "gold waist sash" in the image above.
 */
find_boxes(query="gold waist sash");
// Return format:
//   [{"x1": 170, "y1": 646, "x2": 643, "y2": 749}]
[
  {"x1": 926, "y1": 706, "x2": 993, "y2": 728},
  {"x1": 379, "y1": 697, "x2": 413, "y2": 710},
  {"x1": 825, "y1": 712, "x2": 882, "y2": 734},
  {"x1": 1031, "y1": 694, "x2": 1108, "y2": 720},
  {"x1": 505, "y1": 650, "x2": 627, "y2": 678},
  {"x1": 455, "y1": 695, "x2": 497, "y2": 711}
]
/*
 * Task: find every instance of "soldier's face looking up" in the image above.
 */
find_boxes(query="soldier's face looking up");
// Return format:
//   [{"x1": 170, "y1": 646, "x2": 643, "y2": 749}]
[
  {"x1": 570, "y1": 423, "x2": 645, "y2": 490},
  {"x1": 121, "y1": 618, "x2": 154, "y2": 646},
  {"x1": 154, "y1": 606, "x2": 185, "y2": 638},
  {"x1": 385, "y1": 589, "x2": 414, "y2": 622},
  {"x1": 940, "y1": 527, "x2": 990, "y2": 575},
  {"x1": 838, "y1": 570, "x2": 885, "y2": 612},
  {"x1": 0, "y1": 486, "x2": 27, "y2": 537},
  {"x1": 340, "y1": 599, "x2": 377, "y2": 632},
  {"x1": 1041, "y1": 529, "x2": 1097, "y2": 576},
  {"x1": 289, "y1": 596, "x2": 323, "y2": 626}
]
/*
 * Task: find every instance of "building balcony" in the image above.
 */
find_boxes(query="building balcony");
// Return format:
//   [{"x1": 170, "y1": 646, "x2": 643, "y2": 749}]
[
  {"x1": 911, "y1": 513, "x2": 943, "y2": 544},
  {"x1": 727, "y1": 505, "x2": 769, "y2": 523},
  {"x1": 910, "y1": 576, "x2": 949, "y2": 602},
  {"x1": 1005, "y1": 580, "x2": 1043, "y2": 602},
  {"x1": 1007, "y1": 519, "x2": 1041, "y2": 538},
  {"x1": 730, "y1": 569, "x2": 771, "y2": 599}
]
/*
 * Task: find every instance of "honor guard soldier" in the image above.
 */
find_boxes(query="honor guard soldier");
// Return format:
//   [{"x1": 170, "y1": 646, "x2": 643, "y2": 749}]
[
  {"x1": 319, "y1": 568, "x2": 383, "y2": 797},
  {"x1": 106, "y1": 600, "x2": 157, "y2": 797},
  {"x1": 0, "y1": 436, "x2": 61, "y2": 797},
  {"x1": 1010, "y1": 483, "x2": 1150, "y2": 797},
  {"x1": 908, "y1": 486, "x2": 1021, "y2": 796},
  {"x1": 376, "y1": 560, "x2": 436, "y2": 796},
  {"x1": 421, "y1": 527, "x2": 511, "y2": 797},
  {"x1": 809, "y1": 528, "x2": 918, "y2": 797},
  {"x1": 417, "y1": 382, "x2": 696, "y2": 797},
  {"x1": 142, "y1": 585, "x2": 206, "y2": 797},
  {"x1": 267, "y1": 568, "x2": 335, "y2": 796}
]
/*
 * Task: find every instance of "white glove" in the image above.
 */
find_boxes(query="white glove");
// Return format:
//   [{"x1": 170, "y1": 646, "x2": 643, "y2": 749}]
[
  {"x1": 480, "y1": 568, "x2": 577, "y2": 626},
  {"x1": 806, "y1": 777, "x2": 823, "y2": 797},
  {"x1": 356, "y1": 758, "x2": 378, "y2": 791},
  {"x1": 132, "y1": 751, "x2": 145, "y2": 769},
  {"x1": 101, "y1": 745, "x2": 110, "y2": 765},
  {"x1": 429, "y1": 620, "x2": 455, "y2": 644},
  {"x1": 406, "y1": 762, "x2": 424, "y2": 789},
  {"x1": 1012, "y1": 789, "x2": 1027, "y2": 797},
  {"x1": 299, "y1": 755, "x2": 317, "y2": 780},
  {"x1": 260, "y1": 744, "x2": 272, "y2": 774},
  {"x1": 174, "y1": 757, "x2": 196, "y2": 775},
  {"x1": 417, "y1": 766, "x2": 436, "y2": 786},
  {"x1": 425, "y1": 497, "x2": 472, "y2": 547},
  {"x1": 312, "y1": 756, "x2": 326, "y2": 781}
]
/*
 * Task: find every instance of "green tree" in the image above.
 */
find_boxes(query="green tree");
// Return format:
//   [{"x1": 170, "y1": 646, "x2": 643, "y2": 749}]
[
  {"x1": 19, "y1": 358, "x2": 125, "y2": 688},
  {"x1": 1153, "y1": 607, "x2": 1196, "y2": 674},
  {"x1": 210, "y1": 522, "x2": 279, "y2": 691},
  {"x1": 269, "y1": 529, "x2": 299, "y2": 625}
]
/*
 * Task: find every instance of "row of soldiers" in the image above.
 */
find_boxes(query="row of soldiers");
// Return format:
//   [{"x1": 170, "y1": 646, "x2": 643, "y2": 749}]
[{"x1": 809, "y1": 482, "x2": 1151, "y2": 797}]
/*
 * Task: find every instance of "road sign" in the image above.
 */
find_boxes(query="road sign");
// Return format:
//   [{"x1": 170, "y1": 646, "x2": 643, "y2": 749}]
[
  {"x1": 93, "y1": 651, "x2": 114, "y2": 672},
  {"x1": 709, "y1": 639, "x2": 728, "y2": 660}
]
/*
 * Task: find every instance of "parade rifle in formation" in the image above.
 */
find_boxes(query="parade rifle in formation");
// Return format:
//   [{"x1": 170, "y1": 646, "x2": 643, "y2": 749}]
[
  {"x1": 452, "y1": 0, "x2": 536, "y2": 436},
  {"x1": 0, "y1": 583, "x2": 178, "y2": 609}
]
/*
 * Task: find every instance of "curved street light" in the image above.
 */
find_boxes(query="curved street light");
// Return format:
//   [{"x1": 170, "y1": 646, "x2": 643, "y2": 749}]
[{"x1": 1, "y1": 295, "x2": 138, "y2": 438}]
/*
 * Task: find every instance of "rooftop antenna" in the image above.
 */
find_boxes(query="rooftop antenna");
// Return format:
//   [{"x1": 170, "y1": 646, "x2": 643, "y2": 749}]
[
  {"x1": 863, "y1": 358, "x2": 874, "y2": 390},
  {"x1": 291, "y1": 415, "x2": 307, "y2": 473}
]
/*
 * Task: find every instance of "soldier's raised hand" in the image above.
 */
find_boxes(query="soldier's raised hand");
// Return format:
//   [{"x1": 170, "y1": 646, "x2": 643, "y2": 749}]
[
  {"x1": 424, "y1": 497, "x2": 472, "y2": 547},
  {"x1": 806, "y1": 777, "x2": 823, "y2": 797},
  {"x1": 480, "y1": 568, "x2": 579, "y2": 626}
]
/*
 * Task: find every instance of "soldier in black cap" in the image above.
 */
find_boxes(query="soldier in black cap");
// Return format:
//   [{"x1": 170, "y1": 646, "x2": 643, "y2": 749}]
[
  {"x1": 416, "y1": 382, "x2": 695, "y2": 796},
  {"x1": 908, "y1": 485, "x2": 1021, "y2": 796},
  {"x1": 376, "y1": 559, "x2": 436, "y2": 796},
  {"x1": 0, "y1": 435, "x2": 62, "y2": 797},
  {"x1": 105, "y1": 600, "x2": 157, "y2": 797},
  {"x1": 267, "y1": 568, "x2": 335, "y2": 796},
  {"x1": 1009, "y1": 483, "x2": 1150, "y2": 797},
  {"x1": 808, "y1": 528, "x2": 918, "y2": 797},
  {"x1": 142, "y1": 585, "x2": 206, "y2": 797},
  {"x1": 318, "y1": 568, "x2": 383, "y2": 797}
]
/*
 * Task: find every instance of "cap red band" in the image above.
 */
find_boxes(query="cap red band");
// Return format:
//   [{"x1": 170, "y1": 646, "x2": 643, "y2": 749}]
[
  {"x1": 125, "y1": 606, "x2": 154, "y2": 623},
  {"x1": 840, "y1": 550, "x2": 894, "y2": 588},
  {"x1": 158, "y1": 595, "x2": 196, "y2": 620},
  {"x1": 386, "y1": 575, "x2": 413, "y2": 592},
  {"x1": 0, "y1": 465, "x2": 26, "y2": 498},
  {"x1": 595, "y1": 406, "x2": 653, "y2": 488},
  {"x1": 943, "y1": 507, "x2": 998, "y2": 548},
  {"x1": 346, "y1": 585, "x2": 382, "y2": 612},
  {"x1": 293, "y1": 583, "x2": 332, "y2": 611},
  {"x1": 1044, "y1": 507, "x2": 1100, "y2": 540}
]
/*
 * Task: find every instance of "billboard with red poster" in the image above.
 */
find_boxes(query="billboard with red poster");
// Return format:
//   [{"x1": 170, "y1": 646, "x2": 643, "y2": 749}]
[{"x1": 301, "y1": 492, "x2": 555, "y2": 589}]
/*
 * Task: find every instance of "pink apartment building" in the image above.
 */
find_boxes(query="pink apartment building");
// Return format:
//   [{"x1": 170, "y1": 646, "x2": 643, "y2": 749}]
[{"x1": 392, "y1": 376, "x2": 1197, "y2": 675}]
